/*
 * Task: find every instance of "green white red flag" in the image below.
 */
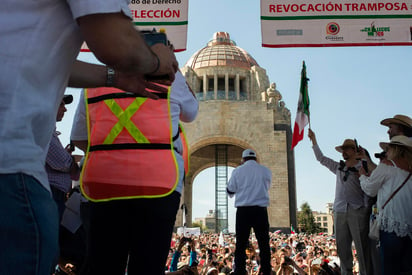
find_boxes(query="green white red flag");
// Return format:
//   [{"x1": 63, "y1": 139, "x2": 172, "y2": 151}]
[
  {"x1": 291, "y1": 61, "x2": 310, "y2": 150},
  {"x1": 291, "y1": 224, "x2": 296, "y2": 235}
]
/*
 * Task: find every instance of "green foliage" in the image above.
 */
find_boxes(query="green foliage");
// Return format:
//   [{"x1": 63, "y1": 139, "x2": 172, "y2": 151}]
[
  {"x1": 297, "y1": 202, "x2": 322, "y2": 234},
  {"x1": 192, "y1": 221, "x2": 207, "y2": 232}
]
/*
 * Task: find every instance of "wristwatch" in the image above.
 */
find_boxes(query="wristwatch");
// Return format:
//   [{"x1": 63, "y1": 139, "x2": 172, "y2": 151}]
[{"x1": 106, "y1": 67, "x2": 115, "y2": 87}]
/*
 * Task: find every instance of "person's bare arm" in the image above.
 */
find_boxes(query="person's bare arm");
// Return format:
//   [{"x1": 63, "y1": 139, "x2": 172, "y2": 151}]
[
  {"x1": 308, "y1": 128, "x2": 317, "y2": 146},
  {"x1": 68, "y1": 60, "x2": 165, "y2": 99},
  {"x1": 76, "y1": 12, "x2": 177, "y2": 79},
  {"x1": 72, "y1": 140, "x2": 88, "y2": 153},
  {"x1": 68, "y1": 61, "x2": 106, "y2": 88}
]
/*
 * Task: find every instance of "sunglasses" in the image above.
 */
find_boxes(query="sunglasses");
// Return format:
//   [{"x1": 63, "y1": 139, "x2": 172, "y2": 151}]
[{"x1": 338, "y1": 162, "x2": 358, "y2": 182}]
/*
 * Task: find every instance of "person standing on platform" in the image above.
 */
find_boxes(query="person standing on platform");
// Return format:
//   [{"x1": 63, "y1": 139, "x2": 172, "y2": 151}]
[
  {"x1": 308, "y1": 129, "x2": 372, "y2": 275},
  {"x1": 71, "y1": 70, "x2": 198, "y2": 275},
  {"x1": 227, "y1": 149, "x2": 272, "y2": 275}
]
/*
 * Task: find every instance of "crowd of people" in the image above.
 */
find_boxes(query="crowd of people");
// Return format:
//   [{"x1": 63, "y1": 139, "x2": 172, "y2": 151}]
[
  {"x1": 165, "y1": 231, "x2": 342, "y2": 275},
  {"x1": 55, "y1": 230, "x2": 346, "y2": 275},
  {"x1": 163, "y1": 114, "x2": 412, "y2": 275}
]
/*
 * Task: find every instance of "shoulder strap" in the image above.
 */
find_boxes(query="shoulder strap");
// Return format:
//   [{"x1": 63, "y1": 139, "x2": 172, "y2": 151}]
[
  {"x1": 389, "y1": 159, "x2": 397, "y2": 167},
  {"x1": 382, "y1": 172, "x2": 412, "y2": 210}
]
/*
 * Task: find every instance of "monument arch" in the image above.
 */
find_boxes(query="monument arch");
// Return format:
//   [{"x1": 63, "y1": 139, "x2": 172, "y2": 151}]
[{"x1": 176, "y1": 32, "x2": 297, "y2": 232}]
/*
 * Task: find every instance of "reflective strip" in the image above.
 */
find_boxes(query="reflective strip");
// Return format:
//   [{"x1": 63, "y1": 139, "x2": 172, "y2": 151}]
[
  {"x1": 89, "y1": 143, "x2": 170, "y2": 151},
  {"x1": 103, "y1": 97, "x2": 149, "y2": 144}
]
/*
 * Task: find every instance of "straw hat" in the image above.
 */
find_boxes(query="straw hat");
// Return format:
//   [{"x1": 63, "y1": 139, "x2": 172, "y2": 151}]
[
  {"x1": 335, "y1": 139, "x2": 356, "y2": 153},
  {"x1": 381, "y1": 114, "x2": 412, "y2": 128},
  {"x1": 379, "y1": 135, "x2": 412, "y2": 152}
]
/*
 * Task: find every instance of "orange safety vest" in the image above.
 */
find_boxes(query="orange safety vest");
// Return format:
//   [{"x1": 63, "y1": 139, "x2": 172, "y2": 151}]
[{"x1": 80, "y1": 85, "x2": 188, "y2": 202}]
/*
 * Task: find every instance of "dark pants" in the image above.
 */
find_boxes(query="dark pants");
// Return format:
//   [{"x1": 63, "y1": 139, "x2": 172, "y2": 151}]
[
  {"x1": 380, "y1": 230, "x2": 412, "y2": 275},
  {"x1": 50, "y1": 185, "x2": 67, "y2": 222},
  {"x1": 86, "y1": 191, "x2": 181, "y2": 275},
  {"x1": 234, "y1": 206, "x2": 271, "y2": 275},
  {"x1": 79, "y1": 201, "x2": 91, "y2": 275}
]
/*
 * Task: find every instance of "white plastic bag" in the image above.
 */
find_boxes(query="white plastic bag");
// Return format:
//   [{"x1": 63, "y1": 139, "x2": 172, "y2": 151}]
[{"x1": 369, "y1": 213, "x2": 380, "y2": 241}]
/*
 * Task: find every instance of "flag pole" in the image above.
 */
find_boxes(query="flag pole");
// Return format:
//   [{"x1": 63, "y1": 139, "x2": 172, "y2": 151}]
[{"x1": 304, "y1": 61, "x2": 311, "y2": 130}]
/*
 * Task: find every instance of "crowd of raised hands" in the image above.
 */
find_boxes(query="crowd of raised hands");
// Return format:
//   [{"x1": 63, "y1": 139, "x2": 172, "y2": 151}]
[{"x1": 165, "y1": 232, "x2": 346, "y2": 275}]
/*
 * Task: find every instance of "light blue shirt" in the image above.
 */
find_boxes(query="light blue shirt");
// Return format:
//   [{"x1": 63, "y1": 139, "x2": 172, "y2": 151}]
[
  {"x1": 227, "y1": 160, "x2": 272, "y2": 207},
  {"x1": 0, "y1": 0, "x2": 131, "y2": 191}
]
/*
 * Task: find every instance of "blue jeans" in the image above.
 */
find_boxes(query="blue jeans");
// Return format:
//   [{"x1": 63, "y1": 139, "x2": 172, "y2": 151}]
[
  {"x1": 0, "y1": 173, "x2": 59, "y2": 275},
  {"x1": 380, "y1": 230, "x2": 412, "y2": 275},
  {"x1": 50, "y1": 185, "x2": 67, "y2": 222}
]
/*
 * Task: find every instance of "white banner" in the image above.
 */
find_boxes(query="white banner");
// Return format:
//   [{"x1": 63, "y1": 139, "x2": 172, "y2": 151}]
[
  {"x1": 261, "y1": 0, "x2": 412, "y2": 47},
  {"x1": 81, "y1": 0, "x2": 188, "y2": 52},
  {"x1": 176, "y1": 227, "x2": 201, "y2": 237}
]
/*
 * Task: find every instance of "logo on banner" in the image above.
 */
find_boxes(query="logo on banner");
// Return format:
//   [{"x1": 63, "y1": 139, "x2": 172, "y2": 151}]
[
  {"x1": 325, "y1": 22, "x2": 343, "y2": 41},
  {"x1": 326, "y1": 22, "x2": 340, "y2": 35},
  {"x1": 360, "y1": 22, "x2": 390, "y2": 40}
]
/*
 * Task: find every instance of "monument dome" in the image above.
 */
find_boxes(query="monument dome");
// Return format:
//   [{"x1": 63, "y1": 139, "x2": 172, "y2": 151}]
[{"x1": 185, "y1": 32, "x2": 259, "y2": 70}]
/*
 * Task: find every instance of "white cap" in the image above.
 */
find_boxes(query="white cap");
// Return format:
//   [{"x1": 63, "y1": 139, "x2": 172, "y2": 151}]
[
  {"x1": 206, "y1": 267, "x2": 217, "y2": 275},
  {"x1": 242, "y1": 149, "x2": 256, "y2": 158}
]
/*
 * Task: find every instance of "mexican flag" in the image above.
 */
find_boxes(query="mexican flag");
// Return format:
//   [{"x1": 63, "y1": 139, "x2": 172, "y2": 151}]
[
  {"x1": 291, "y1": 61, "x2": 310, "y2": 150},
  {"x1": 290, "y1": 225, "x2": 296, "y2": 235}
]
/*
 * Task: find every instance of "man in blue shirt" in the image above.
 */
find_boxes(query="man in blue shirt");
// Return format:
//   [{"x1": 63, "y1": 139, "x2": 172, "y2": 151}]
[{"x1": 227, "y1": 149, "x2": 272, "y2": 275}]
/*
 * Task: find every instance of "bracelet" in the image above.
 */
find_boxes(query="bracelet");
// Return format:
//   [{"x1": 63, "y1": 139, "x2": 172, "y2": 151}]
[
  {"x1": 149, "y1": 53, "x2": 160, "y2": 75},
  {"x1": 106, "y1": 67, "x2": 115, "y2": 87}
]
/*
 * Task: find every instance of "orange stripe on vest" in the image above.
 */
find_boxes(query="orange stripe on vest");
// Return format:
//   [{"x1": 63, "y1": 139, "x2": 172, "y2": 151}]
[{"x1": 80, "y1": 86, "x2": 180, "y2": 202}]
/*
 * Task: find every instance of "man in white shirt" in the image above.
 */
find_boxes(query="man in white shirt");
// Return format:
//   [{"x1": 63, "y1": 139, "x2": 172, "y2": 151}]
[
  {"x1": 227, "y1": 149, "x2": 272, "y2": 275},
  {"x1": 0, "y1": 1, "x2": 177, "y2": 274},
  {"x1": 308, "y1": 129, "x2": 372, "y2": 275}
]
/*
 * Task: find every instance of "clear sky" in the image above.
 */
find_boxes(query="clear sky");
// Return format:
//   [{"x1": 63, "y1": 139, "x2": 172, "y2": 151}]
[{"x1": 60, "y1": 1, "x2": 412, "y2": 232}]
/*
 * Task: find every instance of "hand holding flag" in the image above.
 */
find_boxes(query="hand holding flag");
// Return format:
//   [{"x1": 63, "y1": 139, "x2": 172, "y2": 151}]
[
  {"x1": 290, "y1": 224, "x2": 296, "y2": 235},
  {"x1": 291, "y1": 61, "x2": 310, "y2": 150}
]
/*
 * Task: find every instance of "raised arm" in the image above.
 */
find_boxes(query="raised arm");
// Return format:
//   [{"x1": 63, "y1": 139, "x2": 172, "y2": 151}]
[
  {"x1": 77, "y1": 12, "x2": 177, "y2": 78},
  {"x1": 308, "y1": 128, "x2": 317, "y2": 146},
  {"x1": 70, "y1": 12, "x2": 178, "y2": 96}
]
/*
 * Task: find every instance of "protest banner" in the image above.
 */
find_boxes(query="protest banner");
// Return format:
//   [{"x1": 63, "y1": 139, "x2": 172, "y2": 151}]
[
  {"x1": 81, "y1": 0, "x2": 188, "y2": 52},
  {"x1": 261, "y1": 0, "x2": 412, "y2": 47}
]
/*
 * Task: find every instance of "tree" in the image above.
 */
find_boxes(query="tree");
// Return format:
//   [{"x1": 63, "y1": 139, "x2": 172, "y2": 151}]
[
  {"x1": 297, "y1": 202, "x2": 321, "y2": 234},
  {"x1": 192, "y1": 221, "x2": 207, "y2": 233}
]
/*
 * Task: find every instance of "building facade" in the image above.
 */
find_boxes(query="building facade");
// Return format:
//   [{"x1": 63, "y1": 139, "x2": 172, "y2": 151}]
[{"x1": 313, "y1": 203, "x2": 334, "y2": 235}]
